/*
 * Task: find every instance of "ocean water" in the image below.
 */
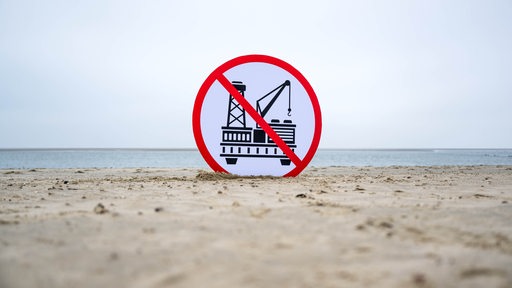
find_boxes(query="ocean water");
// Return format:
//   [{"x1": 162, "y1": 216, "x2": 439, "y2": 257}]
[{"x1": 0, "y1": 149, "x2": 511, "y2": 169}]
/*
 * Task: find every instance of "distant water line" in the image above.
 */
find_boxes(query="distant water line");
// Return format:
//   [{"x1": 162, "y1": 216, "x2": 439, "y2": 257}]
[{"x1": 0, "y1": 149, "x2": 511, "y2": 169}]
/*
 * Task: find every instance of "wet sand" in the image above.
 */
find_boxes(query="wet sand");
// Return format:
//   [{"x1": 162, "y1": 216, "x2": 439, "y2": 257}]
[{"x1": 1, "y1": 166, "x2": 512, "y2": 287}]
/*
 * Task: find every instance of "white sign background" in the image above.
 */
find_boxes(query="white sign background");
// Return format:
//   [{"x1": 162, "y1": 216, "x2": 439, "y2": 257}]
[{"x1": 200, "y1": 62, "x2": 315, "y2": 176}]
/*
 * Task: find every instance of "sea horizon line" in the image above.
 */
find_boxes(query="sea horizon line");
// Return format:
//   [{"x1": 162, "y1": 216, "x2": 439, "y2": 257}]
[{"x1": 1, "y1": 147, "x2": 511, "y2": 151}]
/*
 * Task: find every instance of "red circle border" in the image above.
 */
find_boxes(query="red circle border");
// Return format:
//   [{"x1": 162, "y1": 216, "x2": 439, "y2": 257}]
[{"x1": 192, "y1": 54, "x2": 322, "y2": 177}]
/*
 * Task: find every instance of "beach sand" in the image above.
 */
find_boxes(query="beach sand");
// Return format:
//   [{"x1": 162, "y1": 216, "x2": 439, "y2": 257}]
[{"x1": 1, "y1": 166, "x2": 511, "y2": 287}]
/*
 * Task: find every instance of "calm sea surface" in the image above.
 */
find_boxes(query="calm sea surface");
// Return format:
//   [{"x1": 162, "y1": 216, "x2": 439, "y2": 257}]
[{"x1": 1, "y1": 149, "x2": 511, "y2": 169}]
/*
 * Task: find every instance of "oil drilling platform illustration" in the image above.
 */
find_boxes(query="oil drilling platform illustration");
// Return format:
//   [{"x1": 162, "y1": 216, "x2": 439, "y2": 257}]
[{"x1": 220, "y1": 80, "x2": 297, "y2": 166}]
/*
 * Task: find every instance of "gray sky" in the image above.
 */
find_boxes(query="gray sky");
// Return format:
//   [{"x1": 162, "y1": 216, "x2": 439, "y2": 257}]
[{"x1": 1, "y1": 0, "x2": 511, "y2": 149}]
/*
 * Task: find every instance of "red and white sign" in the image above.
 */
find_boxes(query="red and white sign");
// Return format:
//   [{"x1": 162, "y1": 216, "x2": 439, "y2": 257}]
[{"x1": 192, "y1": 55, "x2": 321, "y2": 177}]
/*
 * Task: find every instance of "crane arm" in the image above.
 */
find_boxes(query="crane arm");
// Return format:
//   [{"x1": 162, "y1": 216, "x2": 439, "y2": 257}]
[{"x1": 256, "y1": 80, "x2": 291, "y2": 118}]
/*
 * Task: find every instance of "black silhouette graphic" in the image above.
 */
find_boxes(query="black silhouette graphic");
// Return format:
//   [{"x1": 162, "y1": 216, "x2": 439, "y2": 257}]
[{"x1": 220, "y1": 80, "x2": 297, "y2": 166}]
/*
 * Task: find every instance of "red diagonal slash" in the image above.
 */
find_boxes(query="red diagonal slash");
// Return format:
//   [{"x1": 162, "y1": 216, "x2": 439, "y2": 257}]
[{"x1": 216, "y1": 73, "x2": 302, "y2": 166}]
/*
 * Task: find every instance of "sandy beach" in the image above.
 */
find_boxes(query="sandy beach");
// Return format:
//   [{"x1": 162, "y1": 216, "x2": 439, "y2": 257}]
[{"x1": 1, "y1": 166, "x2": 511, "y2": 287}]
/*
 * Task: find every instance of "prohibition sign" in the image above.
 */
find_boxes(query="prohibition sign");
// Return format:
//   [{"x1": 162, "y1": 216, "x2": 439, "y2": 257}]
[{"x1": 192, "y1": 54, "x2": 321, "y2": 177}]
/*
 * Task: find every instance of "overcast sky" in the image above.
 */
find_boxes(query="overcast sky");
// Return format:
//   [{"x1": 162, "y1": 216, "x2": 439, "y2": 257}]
[{"x1": 1, "y1": 0, "x2": 511, "y2": 149}]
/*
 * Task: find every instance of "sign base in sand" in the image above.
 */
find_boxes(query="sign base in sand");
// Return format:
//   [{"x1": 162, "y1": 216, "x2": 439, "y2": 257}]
[{"x1": 192, "y1": 55, "x2": 321, "y2": 177}]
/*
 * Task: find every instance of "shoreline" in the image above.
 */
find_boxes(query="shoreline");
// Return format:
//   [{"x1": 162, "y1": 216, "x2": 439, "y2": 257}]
[
  {"x1": 1, "y1": 166, "x2": 512, "y2": 287},
  {"x1": 2, "y1": 149, "x2": 512, "y2": 170}
]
